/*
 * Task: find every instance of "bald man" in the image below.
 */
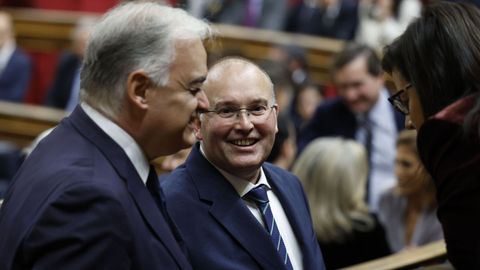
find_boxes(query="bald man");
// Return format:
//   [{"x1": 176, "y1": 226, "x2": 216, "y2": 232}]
[
  {"x1": 0, "y1": 11, "x2": 31, "y2": 102},
  {"x1": 162, "y1": 57, "x2": 325, "y2": 270}
]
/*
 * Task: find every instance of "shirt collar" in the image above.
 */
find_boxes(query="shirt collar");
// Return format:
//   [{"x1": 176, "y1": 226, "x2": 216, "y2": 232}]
[
  {"x1": 81, "y1": 102, "x2": 150, "y2": 184},
  {"x1": 199, "y1": 144, "x2": 271, "y2": 197}
]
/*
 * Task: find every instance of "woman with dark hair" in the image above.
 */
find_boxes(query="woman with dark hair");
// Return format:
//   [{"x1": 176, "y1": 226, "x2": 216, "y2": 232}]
[{"x1": 382, "y1": 2, "x2": 480, "y2": 268}]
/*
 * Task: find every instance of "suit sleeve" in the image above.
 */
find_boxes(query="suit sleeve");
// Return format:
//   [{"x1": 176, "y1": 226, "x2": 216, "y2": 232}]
[{"x1": 21, "y1": 183, "x2": 133, "y2": 270}]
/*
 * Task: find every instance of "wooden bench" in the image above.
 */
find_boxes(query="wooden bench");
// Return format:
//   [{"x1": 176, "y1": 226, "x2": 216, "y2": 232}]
[
  {"x1": 6, "y1": 7, "x2": 345, "y2": 85},
  {"x1": 345, "y1": 240, "x2": 448, "y2": 270},
  {"x1": 0, "y1": 100, "x2": 65, "y2": 148}
]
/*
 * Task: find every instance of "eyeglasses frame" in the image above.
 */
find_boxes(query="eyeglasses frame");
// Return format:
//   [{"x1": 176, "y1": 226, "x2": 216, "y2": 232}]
[{"x1": 388, "y1": 83, "x2": 412, "y2": 115}]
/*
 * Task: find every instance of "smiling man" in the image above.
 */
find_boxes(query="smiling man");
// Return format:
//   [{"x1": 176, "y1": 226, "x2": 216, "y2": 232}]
[
  {"x1": 297, "y1": 43, "x2": 404, "y2": 212},
  {"x1": 162, "y1": 57, "x2": 325, "y2": 270}
]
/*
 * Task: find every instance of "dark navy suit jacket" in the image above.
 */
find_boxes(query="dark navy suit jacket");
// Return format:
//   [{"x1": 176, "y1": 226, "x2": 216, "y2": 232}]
[
  {"x1": 0, "y1": 48, "x2": 31, "y2": 102},
  {"x1": 297, "y1": 97, "x2": 404, "y2": 153},
  {"x1": 0, "y1": 106, "x2": 192, "y2": 270},
  {"x1": 44, "y1": 53, "x2": 81, "y2": 109},
  {"x1": 162, "y1": 143, "x2": 325, "y2": 270}
]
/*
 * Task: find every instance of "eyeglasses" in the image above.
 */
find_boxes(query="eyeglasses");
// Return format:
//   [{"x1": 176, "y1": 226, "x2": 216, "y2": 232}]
[
  {"x1": 388, "y1": 83, "x2": 412, "y2": 115},
  {"x1": 201, "y1": 104, "x2": 277, "y2": 121}
]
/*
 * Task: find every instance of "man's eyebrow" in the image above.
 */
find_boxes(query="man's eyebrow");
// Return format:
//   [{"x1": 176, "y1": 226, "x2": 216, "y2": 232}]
[{"x1": 189, "y1": 76, "x2": 206, "y2": 86}]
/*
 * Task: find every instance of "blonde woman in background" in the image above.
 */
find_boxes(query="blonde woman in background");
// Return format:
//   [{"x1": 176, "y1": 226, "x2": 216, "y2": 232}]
[
  {"x1": 292, "y1": 137, "x2": 390, "y2": 269},
  {"x1": 378, "y1": 130, "x2": 443, "y2": 253}
]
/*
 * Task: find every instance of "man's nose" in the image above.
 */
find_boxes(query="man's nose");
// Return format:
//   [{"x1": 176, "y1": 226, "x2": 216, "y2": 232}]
[
  {"x1": 234, "y1": 110, "x2": 254, "y2": 131},
  {"x1": 196, "y1": 89, "x2": 209, "y2": 110}
]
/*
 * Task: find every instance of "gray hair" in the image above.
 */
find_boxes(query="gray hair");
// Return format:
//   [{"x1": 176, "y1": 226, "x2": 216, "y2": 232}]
[
  {"x1": 80, "y1": 2, "x2": 212, "y2": 119},
  {"x1": 292, "y1": 137, "x2": 374, "y2": 243}
]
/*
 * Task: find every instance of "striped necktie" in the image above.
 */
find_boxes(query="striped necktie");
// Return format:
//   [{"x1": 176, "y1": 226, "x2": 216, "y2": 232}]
[{"x1": 245, "y1": 184, "x2": 294, "y2": 270}]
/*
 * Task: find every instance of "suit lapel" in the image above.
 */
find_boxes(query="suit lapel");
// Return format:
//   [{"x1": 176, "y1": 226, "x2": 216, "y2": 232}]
[
  {"x1": 67, "y1": 107, "x2": 191, "y2": 270},
  {"x1": 186, "y1": 145, "x2": 286, "y2": 270}
]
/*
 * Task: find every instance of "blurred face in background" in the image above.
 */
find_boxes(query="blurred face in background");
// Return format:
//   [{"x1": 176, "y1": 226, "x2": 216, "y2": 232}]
[
  {"x1": 296, "y1": 85, "x2": 322, "y2": 122},
  {"x1": 395, "y1": 144, "x2": 429, "y2": 196},
  {"x1": 0, "y1": 12, "x2": 12, "y2": 48},
  {"x1": 335, "y1": 56, "x2": 383, "y2": 114}
]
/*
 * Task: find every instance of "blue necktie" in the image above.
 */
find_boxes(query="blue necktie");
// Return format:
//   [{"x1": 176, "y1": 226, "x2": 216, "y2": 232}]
[
  {"x1": 357, "y1": 115, "x2": 373, "y2": 202},
  {"x1": 245, "y1": 184, "x2": 294, "y2": 270}
]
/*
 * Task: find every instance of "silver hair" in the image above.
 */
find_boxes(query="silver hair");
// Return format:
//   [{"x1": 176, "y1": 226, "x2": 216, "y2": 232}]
[
  {"x1": 292, "y1": 137, "x2": 374, "y2": 243},
  {"x1": 80, "y1": 2, "x2": 212, "y2": 119}
]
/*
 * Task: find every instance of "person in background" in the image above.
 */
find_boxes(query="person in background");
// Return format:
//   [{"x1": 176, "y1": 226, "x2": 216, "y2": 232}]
[
  {"x1": 44, "y1": 16, "x2": 96, "y2": 111},
  {"x1": 266, "y1": 114, "x2": 297, "y2": 170},
  {"x1": 286, "y1": 0, "x2": 359, "y2": 40},
  {"x1": 378, "y1": 130, "x2": 442, "y2": 253},
  {"x1": 202, "y1": 0, "x2": 289, "y2": 31},
  {"x1": 0, "y1": 3, "x2": 211, "y2": 269},
  {"x1": 291, "y1": 82, "x2": 323, "y2": 137},
  {"x1": 298, "y1": 43, "x2": 404, "y2": 212},
  {"x1": 356, "y1": 0, "x2": 421, "y2": 50},
  {"x1": 0, "y1": 11, "x2": 31, "y2": 102},
  {"x1": 382, "y1": 2, "x2": 480, "y2": 268},
  {"x1": 292, "y1": 137, "x2": 390, "y2": 269},
  {"x1": 162, "y1": 57, "x2": 325, "y2": 270}
]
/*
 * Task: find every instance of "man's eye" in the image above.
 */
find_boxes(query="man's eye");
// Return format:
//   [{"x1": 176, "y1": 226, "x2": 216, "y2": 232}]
[
  {"x1": 188, "y1": 87, "x2": 201, "y2": 94},
  {"x1": 217, "y1": 107, "x2": 236, "y2": 114},
  {"x1": 249, "y1": 105, "x2": 267, "y2": 115}
]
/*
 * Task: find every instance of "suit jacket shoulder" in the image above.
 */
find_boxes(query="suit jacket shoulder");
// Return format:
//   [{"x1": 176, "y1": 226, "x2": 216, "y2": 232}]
[{"x1": 0, "y1": 107, "x2": 191, "y2": 270}]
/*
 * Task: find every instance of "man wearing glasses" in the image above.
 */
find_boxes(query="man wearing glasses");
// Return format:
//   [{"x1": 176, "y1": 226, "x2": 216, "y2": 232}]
[
  {"x1": 161, "y1": 57, "x2": 325, "y2": 270},
  {"x1": 298, "y1": 43, "x2": 404, "y2": 212}
]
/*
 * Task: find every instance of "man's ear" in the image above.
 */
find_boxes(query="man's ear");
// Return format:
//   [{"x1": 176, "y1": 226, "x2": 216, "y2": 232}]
[
  {"x1": 193, "y1": 116, "x2": 203, "y2": 141},
  {"x1": 126, "y1": 70, "x2": 151, "y2": 109},
  {"x1": 274, "y1": 105, "x2": 279, "y2": 134}
]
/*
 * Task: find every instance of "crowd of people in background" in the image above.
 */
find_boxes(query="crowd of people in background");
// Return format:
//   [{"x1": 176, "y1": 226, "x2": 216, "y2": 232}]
[{"x1": 2, "y1": 0, "x2": 480, "y2": 269}]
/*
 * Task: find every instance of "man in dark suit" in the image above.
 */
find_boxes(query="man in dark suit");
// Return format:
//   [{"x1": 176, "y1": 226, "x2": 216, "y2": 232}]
[
  {"x1": 298, "y1": 43, "x2": 404, "y2": 212},
  {"x1": 0, "y1": 11, "x2": 31, "y2": 102},
  {"x1": 44, "y1": 17, "x2": 95, "y2": 111},
  {"x1": 162, "y1": 58, "x2": 325, "y2": 270},
  {"x1": 0, "y1": 3, "x2": 211, "y2": 270}
]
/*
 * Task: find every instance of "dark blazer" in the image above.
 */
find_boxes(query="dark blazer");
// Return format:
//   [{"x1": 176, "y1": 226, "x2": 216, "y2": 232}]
[
  {"x1": 286, "y1": 0, "x2": 359, "y2": 40},
  {"x1": 418, "y1": 94, "x2": 480, "y2": 269},
  {"x1": 297, "y1": 97, "x2": 404, "y2": 153},
  {"x1": 0, "y1": 48, "x2": 31, "y2": 102},
  {"x1": 318, "y1": 215, "x2": 390, "y2": 269},
  {"x1": 162, "y1": 143, "x2": 325, "y2": 270},
  {"x1": 0, "y1": 106, "x2": 192, "y2": 270},
  {"x1": 44, "y1": 53, "x2": 81, "y2": 109}
]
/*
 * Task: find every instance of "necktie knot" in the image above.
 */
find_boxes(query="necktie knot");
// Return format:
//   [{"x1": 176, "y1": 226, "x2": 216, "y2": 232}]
[{"x1": 245, "y1": 184, "x2": 269, "y2": 206}]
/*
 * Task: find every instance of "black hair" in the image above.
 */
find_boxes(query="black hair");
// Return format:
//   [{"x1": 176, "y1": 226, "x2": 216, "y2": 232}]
[
  {"x1": 267, "y1": 115, "x2": 294, "y2": 163},
  {"x1": 382, "y1": 1, "x2": 480, "y2": 135},
  {"x1": 333, "y1": 43, "x2": 383, "y2": 77}
]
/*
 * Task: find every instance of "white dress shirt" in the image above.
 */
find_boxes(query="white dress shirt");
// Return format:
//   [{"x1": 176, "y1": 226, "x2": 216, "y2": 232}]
[
  {"x1": 355, "y1": 89, "x2": 397, "y2": 212},
  {"x1": 81, "y1": 102, "x2": 150, "y2": 184},
  {"x1": 200, "y1": 145, "x2": 304, "y2": 270}
]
